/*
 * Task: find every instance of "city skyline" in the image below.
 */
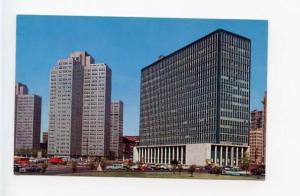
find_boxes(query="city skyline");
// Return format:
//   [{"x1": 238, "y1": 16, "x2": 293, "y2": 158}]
[{"x1": 16, "y1": 15, "x2": 268, "y2": 136}]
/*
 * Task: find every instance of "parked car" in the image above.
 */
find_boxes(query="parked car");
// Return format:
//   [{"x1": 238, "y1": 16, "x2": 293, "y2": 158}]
[
  {"x1": 223, "y1": 167, "x2": 249, "y2": 176},
  {"x1": 156, "y1": 164, "x2": 172, "y2": 171},
  {"x1": 147, "y1": 164, "x2": 156, "y2": 171},
  {"x1": 48, "y1": 157, "x2": 66, "y2": 165},
  {"x1": 106, "y1": 163, "x2": 124, "y2": 170},
  {"x1": 14, "y1": 164, "x2": 21, "y2": 172},
  {"x1": 129, "y1": 164, "x2": 139, "y2": 171},
  {"x1": 251, "y1": 165, "x2": 265, "y2": 176},
  {"x1": 19, "y1": 165, "x2": 42, "y2": 173}
]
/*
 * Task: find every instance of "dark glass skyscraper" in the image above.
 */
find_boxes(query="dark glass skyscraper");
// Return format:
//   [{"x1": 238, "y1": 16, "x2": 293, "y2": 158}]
[{"x1": 135, "y1": 29, "x2": 251, "y2": 166}]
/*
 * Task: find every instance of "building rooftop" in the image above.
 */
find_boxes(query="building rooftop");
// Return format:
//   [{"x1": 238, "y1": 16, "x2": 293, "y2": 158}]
[{"x1": 141, "y1": 28, "x2": 251, "y2": 72}]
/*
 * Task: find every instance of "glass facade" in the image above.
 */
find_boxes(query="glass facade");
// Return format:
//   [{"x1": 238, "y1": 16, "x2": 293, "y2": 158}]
[{"x1": 139, "y1": 29, "x2": 250, "y2": 146}]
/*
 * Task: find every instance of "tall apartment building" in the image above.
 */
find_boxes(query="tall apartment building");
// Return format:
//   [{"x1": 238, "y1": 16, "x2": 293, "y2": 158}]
[
  {"x1": 110, "y1": 101, "x2": 124, "y2": 159},
  {"x1": 48, "y1": 51, "x2": 112, "y2": 157},
  {"x1": 14, "y1": 83, "x2": 41, "y2": 151},
  {"x1": 249, "y1": 128, "x2": 263, "y2": 164},
  {"x1": 249, "y1": 98, "x2": 266, "y2": 164},
  {"x1": 262, "y1": 91, "x2": 267, "y2": 164},
  {"x1": 134, "y1": 29, "x2": 251, "y2": 166},
  {"x1": 81, "y1": 63, "x2": 111, "y2": 157},
  {"x1": 250, "y1": 110, "x2": 263, "y2": 130}
]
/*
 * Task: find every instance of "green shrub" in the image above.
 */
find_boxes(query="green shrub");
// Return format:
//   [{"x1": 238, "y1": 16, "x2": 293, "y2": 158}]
[
  {"x1": 71, "y1": 161, "x2": 77, "y2": 173},
  {"x1": 189, "y1": 164, "x2": 196, "y2": 177}
]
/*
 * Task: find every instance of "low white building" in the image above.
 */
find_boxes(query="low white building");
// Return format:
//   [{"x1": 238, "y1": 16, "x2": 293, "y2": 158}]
[{"x1": 133, "y1": 144, "x2": 249, "y2": 166}]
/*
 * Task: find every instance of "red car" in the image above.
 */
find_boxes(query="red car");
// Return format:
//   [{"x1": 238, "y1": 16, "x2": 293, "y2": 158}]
[{"x1": 48, "y1": 157, "x2": 65, "y2": 164}]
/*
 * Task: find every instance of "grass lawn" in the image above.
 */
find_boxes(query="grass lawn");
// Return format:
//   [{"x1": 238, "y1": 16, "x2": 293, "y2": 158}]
[{"x1": 61, "y1": 171, "x2": 264, "y2": 180}]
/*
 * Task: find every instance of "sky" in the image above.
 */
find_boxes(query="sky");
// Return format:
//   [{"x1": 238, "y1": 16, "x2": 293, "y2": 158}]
[{"x1": 16, "y1": 15, "x2": 268, "y2": 136}]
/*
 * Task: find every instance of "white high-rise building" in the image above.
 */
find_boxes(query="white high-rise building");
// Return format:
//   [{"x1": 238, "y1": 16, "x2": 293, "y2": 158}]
[
  {"x1": 81, "y1": 63, "x2": 111, "y2": 157},
  {"x1": 110, "y1": 101, "x2": 124, "y2": 159},
  {"x1": 48, "y1": 51, "x2": 112, "y2": 157},
  {"x1": 15, "y1": 83, "x2": 41, "y2": 151}
]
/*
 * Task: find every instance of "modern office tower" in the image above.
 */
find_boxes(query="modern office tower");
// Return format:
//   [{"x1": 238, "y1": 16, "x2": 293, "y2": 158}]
[
  {"x1": 134, "y1": 29, "x2": 251, "y2": 166},
  {"x1": 109, "y1": 101, "x2": 124, "y2": 159},
  {"x1": 250, "y1": 110, "x2": 263, "y2": 130},
  {"x1": 249, "y1": 128, "x2": 263, "y2": 164},
  {"x1": 48, "y1": 51, "x2": 89, "y2": 157},
  {"x1": 14, "y1": 82, "x2": 41, "y2": 151},
  {"x1": 81, "y1": 63, "x2": 111, "y2": 157},
  {"x1": 48, "y1": 51, "x2": 112, "y2": 157}
]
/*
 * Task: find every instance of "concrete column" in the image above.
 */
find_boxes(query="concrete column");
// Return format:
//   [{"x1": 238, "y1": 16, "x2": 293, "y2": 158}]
[
  {"x1": 144, "y1": 148, "x2": 146, "y2": 163},
  {"x1": 231, "y1": 147, "x2": 234, "y2": 167},
  {"x1": 176, "y1": 146, "x2": 179, "y2": 162},
  {"x1": 180, "y1": 146, "x2": 184, "y2": 164},
  {"x1": 154, "y1": 147, "x2": 157, "y2": 163},
  {"x1": 150, "y1": 148, "x2": 153, "y2": 163},
  {"x1": 168, "y1": 147, "x2": 171, "y2": 164},
  {"x1": 146, "y1": 148, "x2": 149, "y2": 163},
  {"x1": 163, "y1": 147, "x2": 167, "y2": 164},
  {"x1": 170, "y1": 146, "x2": 175, "y2": 162},
  {"x1": 241, "y1": 148, "x2": 244, "y2": 163},
  {"x1": 236, "y1": 147, "x2": 239, "y2": 167},
  {"x1": 225, "y1": 146, "x2": 228, "y2": 166},
  {"x1": 160, "y1": 147, "x2": 163, "y2": 164},
  {"x1": 156, "y1": 147, "x2": 160, "y2": 163},
  {"x1": 214, "y1": 145, "x2": 217, "y2": 164},
  {"x1": 220, "y1": 146, "x2": 223, "y2": 166},
  {"x1": 141, "y1": 148, "x2": 144, "y2": 163}
]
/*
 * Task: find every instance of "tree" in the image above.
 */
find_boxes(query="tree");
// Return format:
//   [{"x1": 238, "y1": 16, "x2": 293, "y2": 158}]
[
  {"x1": 178, "y1": 164, "x2": 183, "y2": 175},
  {"x1": 42, "y1": 163, "x2": 48, "y2": 173},
  {"x1": 241, "y1": 152, "x2": 250, "y2": 171},
  {"x1": 211, "y1": 166, "x2": 222, "y2": 175},
  {"x1": 89, "y1": 160, "x2": 96, "y2": 170},
  {"x1": 189, "y1": 164, "x2": 196, "y2": 177},
  {"x1": 170, "y1": 160, "x2": 179, "y2": 174},
  {"x1": 71, "y1": 161, "x2": 77, "y2": 173}
]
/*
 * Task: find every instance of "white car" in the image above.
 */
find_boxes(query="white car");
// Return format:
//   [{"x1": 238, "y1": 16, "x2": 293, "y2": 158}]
[
  {"x1": 130, "y1": 165, "x2": 139, "y2": 171},
  {"x1": 106, "y1": 164, "x2": 124, "y2": 170}
]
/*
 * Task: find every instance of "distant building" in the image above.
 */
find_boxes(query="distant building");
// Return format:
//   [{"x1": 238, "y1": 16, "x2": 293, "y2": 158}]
[
  {"x1": 262, "y1": 91, "x2": 267, "y2": 164},
  {"x1": 134, "y1": 29, "x2": 251, "y2": 166},
  {"x1": 249, "y1": 93, "x2": 267, "y2": 165},
  {"x1": 48, "y1": 51, "x2": 112, "y2": 157},
  {"x1": 15, "y1": 82, "x2": 28, "y2": 95},
  {"x1": 123, "y1": 136, "x2": 139, "y2": 160},
  {"x1": 250, "y1": 110, "x2": 263, "y2": 130},
  {"x1": 110, "y1": 101, "x2": 124, "y2": 159},
  {"x1": 249, "y1": 128, "x2": 263, "y2": 164},
  {"x1": 42, "y1": 132, "x2": 48, "y2": 144},
  {"x1": 14, "y1": 82, "x2": 41, "y2": 151}
]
